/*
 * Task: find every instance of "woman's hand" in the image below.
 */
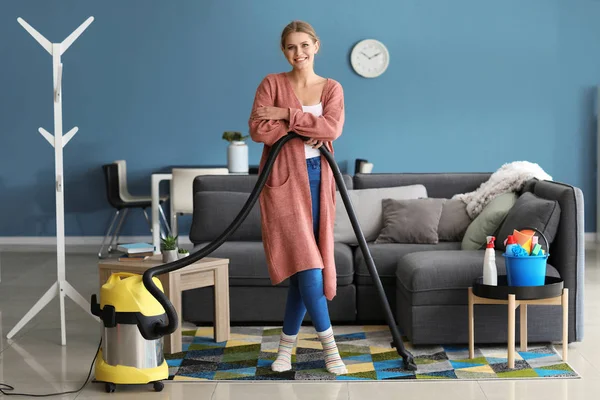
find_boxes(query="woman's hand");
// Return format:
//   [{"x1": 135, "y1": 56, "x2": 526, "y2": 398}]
[
  {"x1": 251, "y1": 106, "x2": 289, "y2": 121},
  {"x1": 306, "y1": 139, "x2": 324, "y2": 149}
]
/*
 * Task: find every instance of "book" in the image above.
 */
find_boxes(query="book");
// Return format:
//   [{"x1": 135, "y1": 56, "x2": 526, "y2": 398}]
[
  {"x1": 123, "y1": 251, "x2": 153, "y2": 257},
  {"x1": 117, "y1": 242, "x2": 154, "y2": 254},
  {"x1": 118, "y1": 254, "x2": 151, "y2": 262}
]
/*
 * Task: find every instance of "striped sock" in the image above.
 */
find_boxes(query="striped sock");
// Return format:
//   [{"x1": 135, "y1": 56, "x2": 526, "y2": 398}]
[
  {"x1": 271, "y1": 331, "x2": 297, "y2": 372},
  {"x1": 317, "y1": 326, "x2": 347, "y2": 375}
]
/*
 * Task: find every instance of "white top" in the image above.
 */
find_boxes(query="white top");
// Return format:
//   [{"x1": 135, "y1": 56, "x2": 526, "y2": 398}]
[{"x1": 302, "y1": 103, "x2": 323, "y2": 158}]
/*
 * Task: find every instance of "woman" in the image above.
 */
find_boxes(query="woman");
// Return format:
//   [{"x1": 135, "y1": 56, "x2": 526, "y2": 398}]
[{"x1": 248, "y1": 20, "x2": 347, "y2": 375}]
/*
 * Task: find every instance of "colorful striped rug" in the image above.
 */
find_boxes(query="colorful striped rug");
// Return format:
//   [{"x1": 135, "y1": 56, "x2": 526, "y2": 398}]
[{"x1": 165, "y1": 325, "x2": 579, "y2": 381}]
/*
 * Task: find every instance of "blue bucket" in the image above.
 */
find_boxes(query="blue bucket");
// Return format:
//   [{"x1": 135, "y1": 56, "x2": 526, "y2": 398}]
[{"x1": 503, "y1": 254, "x2": 548, "y2": 286}]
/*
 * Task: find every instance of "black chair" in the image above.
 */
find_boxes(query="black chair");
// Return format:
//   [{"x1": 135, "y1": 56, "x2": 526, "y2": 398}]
[{"x1": 98, "y1": 163, "x2": 169, "y2": 258}]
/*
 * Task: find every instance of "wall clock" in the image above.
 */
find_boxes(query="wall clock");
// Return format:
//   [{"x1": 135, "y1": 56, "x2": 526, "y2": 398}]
[{"x1": 350, "y1": 39, "x2": 390, "y2": 78}]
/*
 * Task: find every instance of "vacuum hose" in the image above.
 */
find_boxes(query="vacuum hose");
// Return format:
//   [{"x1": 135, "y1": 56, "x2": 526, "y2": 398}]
[{"x1": 142, "y1": 132, "x2": 417, "y2": 371}]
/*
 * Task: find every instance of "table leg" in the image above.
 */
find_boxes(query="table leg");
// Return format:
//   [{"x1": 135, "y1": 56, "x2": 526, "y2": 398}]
[
  {"x1": 170, "y1": 204, "x2": 178, "y2": 245},
  {"x1": 214, "y1": 265, "x2": 230, "y2": 342},
  {"x1": 520, "y1": 304, "x2": 527, "y2": 351},
  {"x1": 156, "y1": 273, "x2": 180, "y2": 355},
  {"x1": 99, "y1": 268, "x2": 110, "y2": 291},
  {"x1": 468, "y1": 288, "x2": 474, "y2": 359},
  {"x1": 562, "y1": 288, "x2": 569, "y2": 362},
  {"x1": 508, "y1": 294, "x2": 516, "y2": 369},
  {"x1": 151, "y1": 174, "x2": 172, "y2": 255},
  {"x1": 166, "y1": 273, "x2": 182, "y2": 354},
  {"x1": 151, "y1": 176, "x2": 161, "y2": 255}
]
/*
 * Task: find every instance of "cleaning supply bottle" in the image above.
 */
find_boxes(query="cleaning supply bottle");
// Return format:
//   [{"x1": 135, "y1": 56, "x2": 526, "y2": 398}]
[
  {"x1": 531, "y1": 235, "x2": 539, "y2": 254},
  {"x1": 483, "y1": 236, "x2": 498, "y2": 286},
  {"x1": 505, "y1": 235, "x2": 517, "y2": 256}
]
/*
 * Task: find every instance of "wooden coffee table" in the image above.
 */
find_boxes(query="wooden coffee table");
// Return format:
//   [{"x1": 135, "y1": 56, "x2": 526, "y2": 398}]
[{"x1": 98, "y1": 255, "x2": 230, "y2": 354}]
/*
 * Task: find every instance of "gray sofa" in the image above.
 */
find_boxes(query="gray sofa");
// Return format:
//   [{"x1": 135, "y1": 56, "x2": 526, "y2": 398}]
[{"x1": 183, "y1": 173, "x2": 584, "y2": 345}]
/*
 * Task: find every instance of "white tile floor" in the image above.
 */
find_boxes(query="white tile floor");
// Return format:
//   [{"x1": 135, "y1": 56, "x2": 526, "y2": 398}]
[{"x1": 0, "y1": 244, "x2": 598, "y2": 399}]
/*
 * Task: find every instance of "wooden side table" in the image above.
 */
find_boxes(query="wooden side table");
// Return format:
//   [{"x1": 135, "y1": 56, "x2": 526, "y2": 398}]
[
  {"x1": 98, "y1": 256, "x2": 230, "y2": 354},
  {"x1": 468, "y1": 278, "x2": 568, "y2": 369}
]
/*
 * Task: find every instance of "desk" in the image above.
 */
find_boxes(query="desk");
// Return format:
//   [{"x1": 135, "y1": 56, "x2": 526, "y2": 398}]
[
  {"x1": 98, "y1": 256, "x2": 230, "y2": 353},
  {"x1": 150, "y1": 165, "x2": 258, "y2": 253}
]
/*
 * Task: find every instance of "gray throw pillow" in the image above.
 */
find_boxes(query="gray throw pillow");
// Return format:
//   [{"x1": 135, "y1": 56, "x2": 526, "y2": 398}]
[
  {"x1": 495, "y1": 192, "x2": 561, "y2": 252},
  {"x1": 374, "y1": 198, "x2": 444, "y2": 244},
  {"x1": 438, "y1": 199, "x2": 472, "y2": 242},
  {"x1": 334, "y1": 184, "x2": 428, "y2": 245}
]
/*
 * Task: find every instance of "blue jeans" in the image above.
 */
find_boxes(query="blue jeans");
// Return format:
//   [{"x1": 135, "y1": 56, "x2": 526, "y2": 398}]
[
  {"x1": 282, "y1": 156, "x2": 331, "y2": 335},
  {"x1": 307, "y1": 156, "x2": 321, "y2": 241}
]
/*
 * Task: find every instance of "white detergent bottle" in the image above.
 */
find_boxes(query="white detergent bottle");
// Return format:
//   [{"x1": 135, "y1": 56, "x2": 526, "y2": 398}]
[{"x1": 483, "y1": 236, "x2": 498, "y2": 286}]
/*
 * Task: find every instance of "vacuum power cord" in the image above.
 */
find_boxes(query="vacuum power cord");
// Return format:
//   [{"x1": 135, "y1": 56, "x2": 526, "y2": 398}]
[{"x1": 0, "y1": 337, "x2": 101, "y2": 397}]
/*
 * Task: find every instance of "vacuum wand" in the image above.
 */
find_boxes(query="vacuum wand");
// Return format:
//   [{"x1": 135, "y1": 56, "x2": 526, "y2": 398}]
[{"x1": 142, "y1": 132, "x2": 417, "y2": 371}]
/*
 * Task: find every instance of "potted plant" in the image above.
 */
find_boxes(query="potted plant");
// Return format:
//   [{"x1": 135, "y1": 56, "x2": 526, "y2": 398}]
[
  {"x1": 222, "y1": 131, "x2": 249, "y2": 174},
  {"x1": 178, "y1": 247, "x2": 190, "y2": 259},
  {"x1": 161, "y1": 235, "x2": 178, "y2": 263}
]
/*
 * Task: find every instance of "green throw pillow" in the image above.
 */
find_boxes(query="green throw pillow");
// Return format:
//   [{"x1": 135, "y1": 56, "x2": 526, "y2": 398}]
[{"x1": 461, "y1": 192, "x2": 518, "y2": 250}]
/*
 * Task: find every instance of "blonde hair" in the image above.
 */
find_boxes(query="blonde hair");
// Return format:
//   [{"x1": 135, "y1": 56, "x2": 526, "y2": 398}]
[{"x1": 280, "y1": 20, "x2": 319, "y2": 49}]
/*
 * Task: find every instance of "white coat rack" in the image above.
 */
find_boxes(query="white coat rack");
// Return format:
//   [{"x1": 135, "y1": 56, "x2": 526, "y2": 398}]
[{"x1": 7, "y1": 17, "x2": 99, "y2": 345}]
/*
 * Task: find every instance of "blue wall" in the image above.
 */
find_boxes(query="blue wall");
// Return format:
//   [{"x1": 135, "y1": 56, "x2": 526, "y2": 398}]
[{"x1": 1, "y1": 0, "x2": 599, "y2": 236}]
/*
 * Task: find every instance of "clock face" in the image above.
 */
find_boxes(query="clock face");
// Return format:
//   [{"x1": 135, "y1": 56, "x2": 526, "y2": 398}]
[{"x1": 350, "y1": 39, "x2": 390, "y2": 78}]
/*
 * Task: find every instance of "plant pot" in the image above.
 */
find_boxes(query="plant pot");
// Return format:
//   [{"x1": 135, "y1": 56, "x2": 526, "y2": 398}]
[
  {"x1": 227, "y1": 141, "x2": 248, "y2": 173},
  {"x1": 178, "y1": 251, "x2": 189, "y2": 259},
  {"x1": 162, "y1": 249, "x2": 178, "y2": 263}
]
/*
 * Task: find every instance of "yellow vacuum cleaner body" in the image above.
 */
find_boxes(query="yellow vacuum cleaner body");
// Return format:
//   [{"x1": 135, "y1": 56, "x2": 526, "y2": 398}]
[{"x1": 91, "y1": 272, "x2": 168, "y2": 393}]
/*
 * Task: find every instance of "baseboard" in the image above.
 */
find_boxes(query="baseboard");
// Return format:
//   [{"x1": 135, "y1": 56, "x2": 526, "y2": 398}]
[{"x1": 0, "y1": 236, "x2": 193, "y2": 252}]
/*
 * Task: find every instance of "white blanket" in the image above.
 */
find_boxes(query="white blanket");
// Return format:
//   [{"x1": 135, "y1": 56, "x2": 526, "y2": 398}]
[{"x1": 453, "y1": 161, "x2": 552, "y2": 219}]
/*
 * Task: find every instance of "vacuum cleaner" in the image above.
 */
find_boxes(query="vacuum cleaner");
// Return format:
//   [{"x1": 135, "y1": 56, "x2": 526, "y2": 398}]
[{"x1": 90, "y1": 132, "x2": 417, "y2": 392}]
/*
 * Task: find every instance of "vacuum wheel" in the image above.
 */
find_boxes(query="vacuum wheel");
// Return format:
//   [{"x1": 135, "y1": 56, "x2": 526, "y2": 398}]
[
  {"x1": 153, "y1": 381, "x2": 164, "y2": 392},
  {"x1": 105, "y1": 382, "x2": 116, "y2": 393}
]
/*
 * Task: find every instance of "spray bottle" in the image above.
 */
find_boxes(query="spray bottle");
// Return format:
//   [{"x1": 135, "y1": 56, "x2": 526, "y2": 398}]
[
  {"x1": 505, "y1": 235, "x2": 517, "y2": 256},
  {"x1": 483, "y1": 236, "x2": 498, "y2": 286}
]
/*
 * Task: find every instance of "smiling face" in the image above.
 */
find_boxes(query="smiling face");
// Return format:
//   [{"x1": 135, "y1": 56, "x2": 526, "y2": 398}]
[{"x1": 282, "y1": 32, "x2": 319, "y2": 71}]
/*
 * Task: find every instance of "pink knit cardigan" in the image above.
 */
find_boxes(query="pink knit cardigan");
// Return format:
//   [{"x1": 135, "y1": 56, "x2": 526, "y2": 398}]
[{"x1": 248, "y1": 72, "x2": 345, "y2": 300}]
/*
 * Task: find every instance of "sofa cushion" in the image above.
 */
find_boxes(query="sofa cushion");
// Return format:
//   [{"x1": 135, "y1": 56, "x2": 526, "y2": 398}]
[
  {"x1": 191, "y1": 241, "x2": 354, "y2": 286},
  {"x1": 395, "y1": 250, "x2": 560, "y2": 306},
  {"x1": 438, "y1": 199, "x2": 472, "y2": 242},
  {"x1": 334, "y1": 185, "x2": 428, "y2": 245},
  {"x1": 461, "y1": 192, "x2": 518, "y2": 250},
  {"x1": 190, "y1": 174, "x2": 354, "y2": 244},
  {"x1": 495, "y1": 192, "x2": 561, "y2": 252},
  {"x1": 353, "y1": 173, "x2": 491, "y2": 198},
  {"x1": 375, "y1": 198, "x2": 443, "y2": 244},
  {"x1": 191, "y1": 191, "x2": 262, "y2": 242},
  {"x1": 193, "y1": 174, "x2": 353, "y2": 193},
  {"x1": 354, "y1": 242, "x2": 461, "y2": 285}
]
